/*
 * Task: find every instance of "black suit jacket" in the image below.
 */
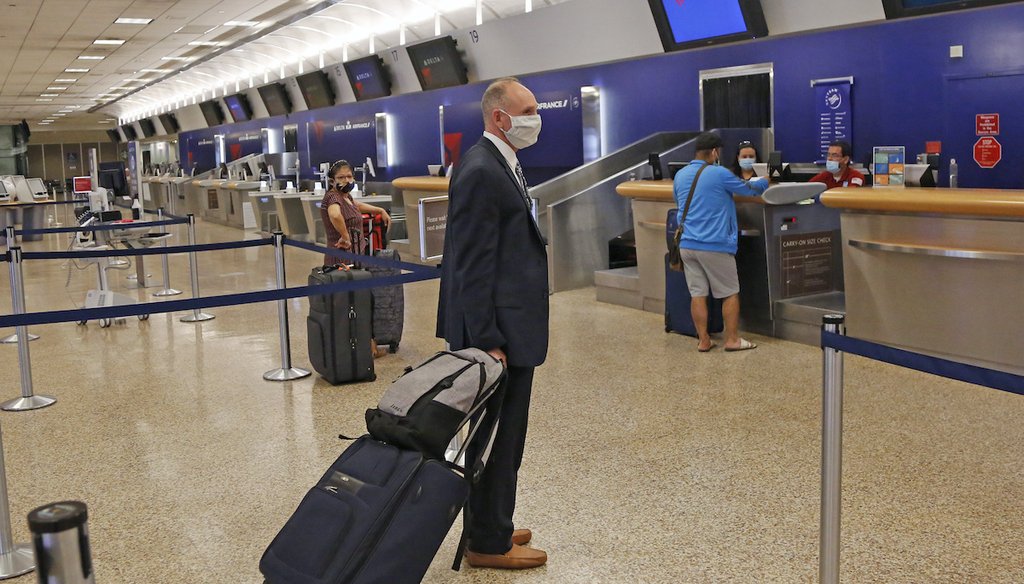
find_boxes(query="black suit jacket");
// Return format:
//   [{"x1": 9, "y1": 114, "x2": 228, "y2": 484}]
[{"x1": 436, "y1": 137, "x2": 549, "y2": 368}]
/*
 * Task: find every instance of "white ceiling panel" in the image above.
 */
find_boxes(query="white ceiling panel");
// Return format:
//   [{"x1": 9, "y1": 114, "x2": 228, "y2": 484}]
[{"x1": 0, "y1": 0, "x2": 567, "y2": 130}]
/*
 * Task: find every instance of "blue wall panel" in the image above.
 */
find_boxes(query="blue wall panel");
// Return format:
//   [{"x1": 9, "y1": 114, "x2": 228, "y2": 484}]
[{"x1": 178, "y1": 4, "x2": 1024, "y2": 188}]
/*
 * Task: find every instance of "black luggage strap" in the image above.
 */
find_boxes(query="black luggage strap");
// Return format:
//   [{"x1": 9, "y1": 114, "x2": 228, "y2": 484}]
[{"x1": 672, "y1": 162, "x2": 709, "y2": 251}]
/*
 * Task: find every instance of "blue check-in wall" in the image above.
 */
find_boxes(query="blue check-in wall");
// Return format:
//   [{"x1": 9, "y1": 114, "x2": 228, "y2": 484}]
[{"x1": 179, "y1": 3, "x2": 1024, "y2": 188}]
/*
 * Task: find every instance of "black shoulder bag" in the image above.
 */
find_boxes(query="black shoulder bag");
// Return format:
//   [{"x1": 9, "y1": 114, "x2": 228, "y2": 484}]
[{"x1": 667, "y1": 163, "x2": 709, "y2": 272}]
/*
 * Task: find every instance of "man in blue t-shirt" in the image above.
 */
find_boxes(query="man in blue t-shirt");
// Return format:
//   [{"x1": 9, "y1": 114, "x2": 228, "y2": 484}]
[{"x1": 673, "y1": 132, "x2": 768, "y2": 352}]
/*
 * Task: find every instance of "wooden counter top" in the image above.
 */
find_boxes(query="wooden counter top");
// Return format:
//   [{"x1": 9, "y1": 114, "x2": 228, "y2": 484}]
[
  {"x1": 615, "y1": 179, "x2": 766, "y2": 205},
  {"x1": 820, "y1": 187, "x2": 1024, "y2": 218},
  {"x1": 392, "y1": 176, "x2": 450, "y2": 192}
]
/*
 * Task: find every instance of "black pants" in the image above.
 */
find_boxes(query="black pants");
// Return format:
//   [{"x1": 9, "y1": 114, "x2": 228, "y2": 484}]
[{"x1": 466, "y1": 365, "x2": 535, "y2": 554}]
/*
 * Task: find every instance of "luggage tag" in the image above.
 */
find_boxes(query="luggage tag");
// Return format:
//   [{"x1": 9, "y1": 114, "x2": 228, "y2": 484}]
[{"x1": 323, "y1": 471, "x2": 365, "y2": 496}]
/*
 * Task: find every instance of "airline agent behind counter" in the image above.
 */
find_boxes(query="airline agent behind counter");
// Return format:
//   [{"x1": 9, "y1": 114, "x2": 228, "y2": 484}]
[{"x1": 809, "y1": 140, "x2": 865, "y2": 189}]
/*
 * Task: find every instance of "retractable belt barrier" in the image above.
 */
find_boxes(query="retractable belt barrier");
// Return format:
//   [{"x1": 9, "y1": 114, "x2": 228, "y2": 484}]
[
  {"x1": 21, "y1": 238, "x2": 271, "y2": 261},
  {"x1": 821, "y1": 330, "x2": 1024, "y2": 396},
  {"x1": 282, "y1": 238, "x2": 437, "y2": 274},
  {"x1": 15, "y1": 217, "x2": 189, "y2": 237},
  {"x1": 816, "y1": 316, "x2": 1022, "y2": 584}
]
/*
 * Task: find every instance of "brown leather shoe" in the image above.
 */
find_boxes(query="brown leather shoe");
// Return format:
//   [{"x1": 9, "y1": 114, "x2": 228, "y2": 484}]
[
  {"x1": 511, "y1": 528, "x2": 532, "y2": 546},
  {"x1": 465, "y1": 544, "x2": 547, "y2": 569}
]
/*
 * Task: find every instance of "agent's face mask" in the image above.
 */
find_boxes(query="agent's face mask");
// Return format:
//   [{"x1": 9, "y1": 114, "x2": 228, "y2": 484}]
[
  {"x1": 739, "y1": 158, "x2": 756, "y2": 170},
  {"x1": 826, "y1": 160, "x2": 841, "y2": 173},
  {"x1": 499, "y1": 110, "x2": 542, "y2": 149}
]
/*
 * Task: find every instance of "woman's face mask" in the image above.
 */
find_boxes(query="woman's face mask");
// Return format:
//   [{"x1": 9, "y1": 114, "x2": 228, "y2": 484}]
[{"x1": 739, "y1": 159, "x2": 756, "y2": 170}]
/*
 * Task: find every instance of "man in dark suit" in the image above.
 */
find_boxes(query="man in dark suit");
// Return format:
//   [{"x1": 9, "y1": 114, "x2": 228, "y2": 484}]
[{"x1": 437, "y1": 77, "x2": 549, "y2": 570}]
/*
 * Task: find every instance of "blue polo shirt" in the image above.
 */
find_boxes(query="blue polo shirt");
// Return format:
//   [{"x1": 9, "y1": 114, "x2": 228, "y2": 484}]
[{"x1": 673, "y1": 160, "x2": 769, "y2": 255}]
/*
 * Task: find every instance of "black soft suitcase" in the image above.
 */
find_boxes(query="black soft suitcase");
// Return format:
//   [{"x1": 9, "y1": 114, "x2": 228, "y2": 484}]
[
  {"x1": 307, "y1": 266, "x2": 376, "y2": 384},
  {"x1": 665, "y1": 209, "x2": 724, "y2": 337},
  {"x1": 260, "y1": 436, "x2": 470, "y2": 584},
  {"x1": 366, "y1": 249, "x2": 404, "y2": 353}
]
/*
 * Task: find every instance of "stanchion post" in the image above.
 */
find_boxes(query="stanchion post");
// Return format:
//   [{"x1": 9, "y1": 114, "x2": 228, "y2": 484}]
[
  {"x1": 152, "y1": 207, "x2": 182, "y2": 297},
  {"x1": 819, "y1": 314, "x2": 846, "y2": 584},
  {"x1": 1, "y1": 248, "x2": 56, "y2": 412},
  {"x1": 179, "y1": 214, "x2": 214, "y2": 323},
  {"x1": 0, "y1": 236, "x2": 39, "y2": 344},
  {"x1": 264, "y1": 232, "x2": 310, "y2": 382},
  {"x1": 0, "y1": 424, "x2": 35, "y2": 578}
]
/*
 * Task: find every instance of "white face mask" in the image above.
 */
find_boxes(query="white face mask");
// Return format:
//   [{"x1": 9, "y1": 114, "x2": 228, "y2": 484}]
[
  {"x1": 499, "y1": 109, "x2": 542, "y2": 149},
  {"x1": 739, "y1": 158, "x2": 756, "y2": 170}
]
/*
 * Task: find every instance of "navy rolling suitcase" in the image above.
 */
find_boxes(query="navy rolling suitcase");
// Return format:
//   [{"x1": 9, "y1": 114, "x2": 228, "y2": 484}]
[
  {"x1": 366, "y1": 249, "x2": 404, "y2": 353},
  {"x1": 260, "y1": 436, "x2": 468, "y2": 584},
  {"x1": 665, "y1": 209, "x2": 724, "y2": 337},
  {"x1": 307, "y1": 266, "x2": 376, "y2": 384}
]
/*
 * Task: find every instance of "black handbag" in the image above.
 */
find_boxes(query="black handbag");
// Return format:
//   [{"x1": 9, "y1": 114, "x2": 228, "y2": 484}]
[{"x1": 667, "y1": 163, "x2": 709, "y2": 272}]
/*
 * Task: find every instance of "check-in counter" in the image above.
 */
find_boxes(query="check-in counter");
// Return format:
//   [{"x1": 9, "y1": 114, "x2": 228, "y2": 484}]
[
  {"x1": 183, "y1": 173, "x2": 218, "y2": 218},
  {"x1": 143, "y1": 177, "x2": 167, "y2": 211},
  {"x1": 274, "y1": 192, "x2": 313, "y2": 241},
  {"x1": 821, "y1": 187, "x2": 1024, "y2": 375},
  {"x1": 614, "y1": 180, "x2": 840, "y2": 344},
  {"x1": 301, "y1": 195, "x2": 326, "y2": 244},
  {"x1": 216, "y1": 181, "x2": 261, "y2": 229},
  {"x1": 167, "y1": 176, "x2": 194, "y2": 216},
  {"x1": 249, "y1": 191, "x2": 282, "y2": 234},
  {"x1": 391, "y1": 177, "x2": 449, "y2": 265},
  {"x1": 0, "y1": 199, "x2": 54, "y2": 243},
  {"x1": 197, "y1": 179, "x2": 229, "y2": 224}
]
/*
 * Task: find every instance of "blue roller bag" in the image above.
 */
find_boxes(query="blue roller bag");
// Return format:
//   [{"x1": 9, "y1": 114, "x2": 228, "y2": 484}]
[
  {"x1": 260, "y1": 436, "x2": 468, "y2": 584},
  {"x1": 665, "y1": 208, "x2": 724, "y2": 336}
]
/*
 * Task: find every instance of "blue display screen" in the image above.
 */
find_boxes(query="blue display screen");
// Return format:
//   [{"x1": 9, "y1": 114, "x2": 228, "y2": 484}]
[
  {"x1": 224, "y1": 95, "x2": 250, "y2": 122},
  {"x1": 661, "y1": 0, "x2": 749, "y2": 44},
  {"x1": 344, "y1": 57, "x2": 390, "y2": 101}
]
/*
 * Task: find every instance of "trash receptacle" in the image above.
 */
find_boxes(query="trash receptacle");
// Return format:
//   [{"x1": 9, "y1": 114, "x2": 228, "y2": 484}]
[{"x1": 28, "y1": 501, "x2": 94, "y2": 584}]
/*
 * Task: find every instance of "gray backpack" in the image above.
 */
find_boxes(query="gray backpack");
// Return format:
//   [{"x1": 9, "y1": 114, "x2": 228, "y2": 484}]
[{"x1": 365, "y1": 348, "x2": 506, "y2": 460}]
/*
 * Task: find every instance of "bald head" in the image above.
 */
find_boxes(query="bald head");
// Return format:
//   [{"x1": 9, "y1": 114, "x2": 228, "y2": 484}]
[{"x1": 481, "y1": 78, "x2": 538, "y2": 146}]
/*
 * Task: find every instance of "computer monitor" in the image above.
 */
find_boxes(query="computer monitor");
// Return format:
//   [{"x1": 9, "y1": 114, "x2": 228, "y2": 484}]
[
  {"x1": 73, "y1": 176, "x2": 93, "y2": 194},
  {"x1": 26, "y1": 177, "x2": 47, "y2": 199}
]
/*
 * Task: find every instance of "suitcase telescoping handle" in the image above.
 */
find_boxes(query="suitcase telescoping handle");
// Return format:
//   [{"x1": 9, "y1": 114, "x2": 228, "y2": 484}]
[{"x1": 452, "y1": 372, "x2": 508, "y2": 572}]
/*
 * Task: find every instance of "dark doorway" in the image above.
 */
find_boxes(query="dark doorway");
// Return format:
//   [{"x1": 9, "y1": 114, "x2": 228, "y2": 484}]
[{"x1": 702, "y1": 72, "x2": 772, "y2": 129}]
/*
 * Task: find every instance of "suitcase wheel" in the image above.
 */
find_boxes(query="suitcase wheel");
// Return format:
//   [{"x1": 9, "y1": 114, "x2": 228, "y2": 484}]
[{"x1": 389, "y1": 342, "x2": 399, "y2": 354}]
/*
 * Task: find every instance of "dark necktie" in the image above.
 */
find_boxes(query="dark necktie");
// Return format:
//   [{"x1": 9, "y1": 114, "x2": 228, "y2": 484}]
[{"x1": 514, "y1": 162, "x2": 532, "y2": 211}]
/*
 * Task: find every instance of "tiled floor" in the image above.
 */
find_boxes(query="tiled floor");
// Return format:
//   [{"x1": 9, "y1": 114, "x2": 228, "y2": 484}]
[{"x1": 0, "y1": 216, "x2": 1021, "y2": 583}]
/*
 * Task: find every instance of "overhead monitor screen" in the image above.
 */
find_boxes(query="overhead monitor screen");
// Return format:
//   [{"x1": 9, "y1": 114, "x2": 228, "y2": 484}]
[
  {"x1": 406, "y1": 36, "x2": 469, "y2": 91},
  {"x1": 199, "y1": 100, "x2": 225, "y2": 127},
  {"x1": 224, "y1": 93, "x2": 253, "y2": 122},
  {"x1": 139, "y1": 118, "x2": 157, "y2": 138},
  {"x1": 296, "y1": 71, "x2": 336, "y2": 110},
  {"x1": 647, "y1": 0, "x2": 768, "y2": 52},
  {"x1": 343, "y1": 55, "x2": 392, "y2": 101},
  {"x1": 73, "y1": 176, "x2": 93, "y2": 194},
  {"x1": 257, "y1": 83, "x2": 293, "y2": 117},
  {"x1": 158, "y1": 113, "x2": 180, "y2": 134},
  {"x1": 121, "y1": 124, "x2": 138, "y2": 141},
  {"x1": 881, "y1": 0, "x2": 1021, "y2": 18}
]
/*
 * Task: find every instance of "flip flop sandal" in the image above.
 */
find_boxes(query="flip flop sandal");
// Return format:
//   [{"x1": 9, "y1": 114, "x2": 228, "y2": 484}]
[
  {"x1": 725, "y1": 339, "x2": 757, "y2": 352},
  {"x1": 698, "y1": 342, "x2": 717, "y2": 352}
]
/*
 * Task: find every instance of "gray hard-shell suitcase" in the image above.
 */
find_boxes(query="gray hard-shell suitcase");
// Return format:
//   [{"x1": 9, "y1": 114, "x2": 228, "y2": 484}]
[
  {"x1": 307, "y1": 265, "x2": 376, "y2": 384},
  {"x1": 366, "y1": 249, "x2": 404, "y2": 353}
]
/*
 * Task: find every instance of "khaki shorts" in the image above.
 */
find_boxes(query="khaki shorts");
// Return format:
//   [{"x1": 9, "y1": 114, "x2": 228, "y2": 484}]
[{"x1": 680, "y1": 248, "x2": 739, "y2": 298}]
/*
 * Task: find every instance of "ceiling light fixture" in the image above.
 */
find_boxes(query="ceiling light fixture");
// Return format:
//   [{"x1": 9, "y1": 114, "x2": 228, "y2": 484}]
[
  {"x1": 78, "y1": 55, "x2": 106, "y2": 60},
  {"x1": 40, "y1": 93, "x2": 59, "y2": 97},
  {"x1": 65, "y1": 68, "x2": 89, "y2": 73},
  {"x1": 93, "y1": 39, "x2": 126, "y2": 45},
  {"x1": 224, "y1": 20, "x2": 259, "y2": 27},
  {"x1": 36, "y1": 98, "x2": 53, "y2": 102},
  {"x1": 188, "y1": 41, "x2": 222, "y2": 46},
  {"x1": 46, "y1": 86, "x2": 68, "y2": 91},
  {"x1": 161, "y1": 56, "x2": 192, "y2": 61},
  {"x1": 53, "y1": 113, "x2": 67, "y2": 117},
  {"x1": 54, "y1": 78, "x2": 77, "y2": 82},
  {"x1": 115, "y1": 17, "x2": 152, "y2": 25}
]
